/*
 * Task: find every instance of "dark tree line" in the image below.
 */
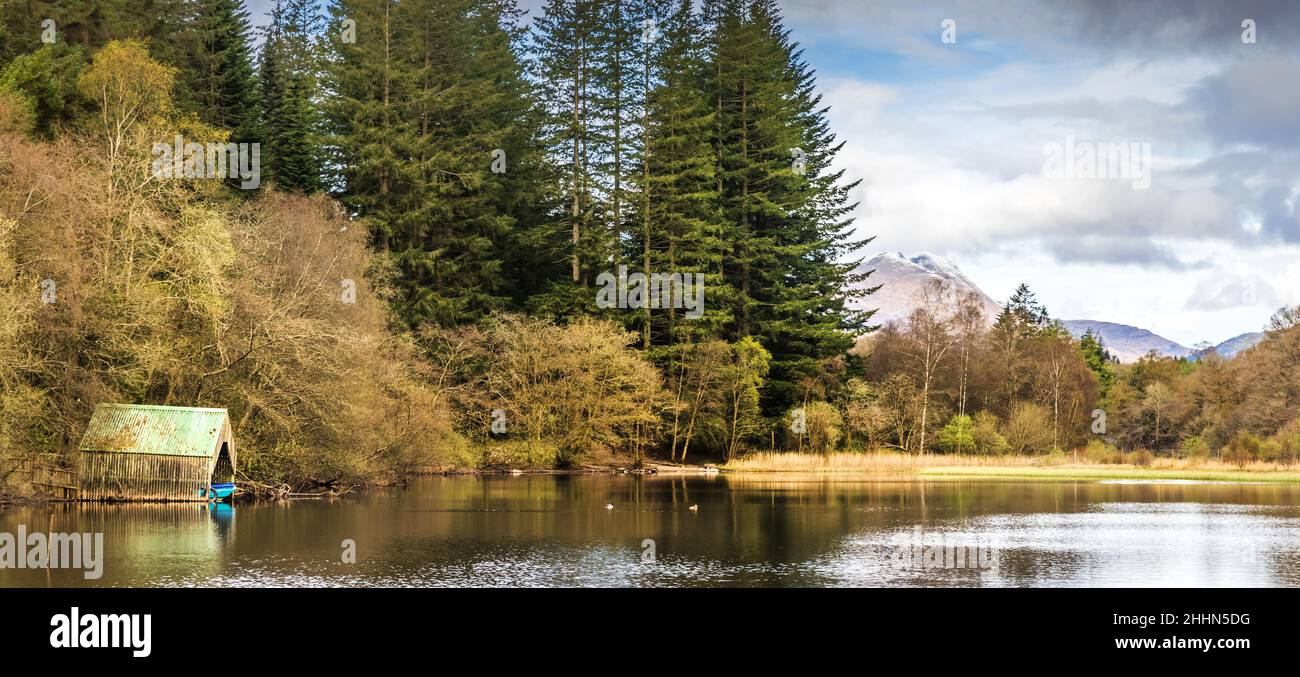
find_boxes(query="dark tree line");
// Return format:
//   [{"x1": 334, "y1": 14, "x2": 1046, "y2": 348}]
[{"x1": 1, "y1": 0, "x2": 874, "y2": 416}]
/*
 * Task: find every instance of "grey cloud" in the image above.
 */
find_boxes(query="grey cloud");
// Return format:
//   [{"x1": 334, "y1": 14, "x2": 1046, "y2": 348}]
[
  {"x1": 1058, "y1": 0, "x2": 1300, "y2": 49},
  {"x1": 1184, "y1": 149, "x2": 1300, "y2": 243},
  {"x1": 1253, "y1": 182, "x2": 1300, "y2": 243},
  {"x1": 785, "y1": 0, "x2": 1300, "y2": 58},
  {"x1": 1188, "y1": 55, "x2": 1300, "y2": 149},
  {"x1": 1042, "y1": 235, "x2": 1204, "y2": 270}
]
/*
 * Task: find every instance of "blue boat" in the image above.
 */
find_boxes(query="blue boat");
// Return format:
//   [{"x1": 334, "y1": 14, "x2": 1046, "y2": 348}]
[{"x1": 199, "y1": 482, "x2": 237, "y2": 502}]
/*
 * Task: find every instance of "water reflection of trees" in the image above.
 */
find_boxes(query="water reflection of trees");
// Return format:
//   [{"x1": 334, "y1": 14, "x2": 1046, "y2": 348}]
[
  {"x1": 0, "y1": 502, "x2": 230, "y2": 586},
  {"x1": 5, "y1": 477, "x2": 1300, "y2": 587}
]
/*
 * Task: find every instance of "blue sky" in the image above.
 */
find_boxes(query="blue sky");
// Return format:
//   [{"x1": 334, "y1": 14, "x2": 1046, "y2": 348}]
[{"x1": 245, "y1": 1, "x2": 1300, "y2": 346}]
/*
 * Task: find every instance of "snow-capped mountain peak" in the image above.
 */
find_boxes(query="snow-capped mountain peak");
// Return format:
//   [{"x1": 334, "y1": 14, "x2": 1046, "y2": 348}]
[
  {"x1": 851, "y1": 251, "x2": 1268, "y2": 363},
  {"x1": 852, "y1": 251, "x2": 1002, "y2": 328}
]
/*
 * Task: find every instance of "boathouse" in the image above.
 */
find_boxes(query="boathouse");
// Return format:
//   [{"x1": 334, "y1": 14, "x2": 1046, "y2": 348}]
[{"x1": 77, "y1": 404, "x2": 236, "y2": 501}]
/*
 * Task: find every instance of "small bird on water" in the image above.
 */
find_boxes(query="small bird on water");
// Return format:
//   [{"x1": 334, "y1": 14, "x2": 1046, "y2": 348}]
[
  {"x1": 689, "y1": 504, "x2": 699, "y2": 512},
  {"x1": 605, "y1": 503, "x2": 614, "y2": 510}
]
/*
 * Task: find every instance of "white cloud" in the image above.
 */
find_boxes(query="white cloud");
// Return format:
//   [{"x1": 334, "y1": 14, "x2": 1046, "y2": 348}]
[{"x1": 812, "y1": 10, "x2": 1299, "y2": 344}]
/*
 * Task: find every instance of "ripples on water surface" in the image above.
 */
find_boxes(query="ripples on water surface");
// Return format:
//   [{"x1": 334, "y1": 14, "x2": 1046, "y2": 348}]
[{"x1": 3, "y1": 475, "x2": 1300, "y2": 587}]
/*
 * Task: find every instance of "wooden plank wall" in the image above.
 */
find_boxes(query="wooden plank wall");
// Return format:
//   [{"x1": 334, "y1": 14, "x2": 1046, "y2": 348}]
[
  {"x1": 5, "y1": 457, "x2": 80, "y2": 501},
  {"x1": 78, "y1": 453, "x2": 211, "y2": 502}
]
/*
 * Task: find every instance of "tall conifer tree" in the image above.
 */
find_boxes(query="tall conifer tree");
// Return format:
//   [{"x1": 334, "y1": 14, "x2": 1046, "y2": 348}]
[
  {"x1": 177, "y1": 0, "x2": 260, "y2": 142},
  {"x1": 632, "y1": 0, "x2": 728, "y2": 347},
  {"x1": 260, "y1": 0, "x2": 323, "y2": 193},
  {"x1": 326, "y1": 0, "x2": 544, "y2": 326},
  {"x1": 708, "y1": 0, "x2": 872, "y2": 411},
  {"x1": 529, "y1": 0, "x2": 603, "y2": 314}
]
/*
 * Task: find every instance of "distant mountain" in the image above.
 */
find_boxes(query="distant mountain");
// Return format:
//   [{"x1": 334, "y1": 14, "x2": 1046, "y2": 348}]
[
  {"x1": 1202, "y1": 332, "x2": 1266, "y2": 358},
  {"x1": 851, "y1": 252, "x2": 1002, "y2": 328},
  {"x1": 1058, "y1": 324, "x2": 1267, "y2": 363},
  {"x1": 855, "y1": 252, "x2": 1265, "y2": 363},
  {"x1": 1059, "y1": 320, "x2": 1194, "y2": 363}
]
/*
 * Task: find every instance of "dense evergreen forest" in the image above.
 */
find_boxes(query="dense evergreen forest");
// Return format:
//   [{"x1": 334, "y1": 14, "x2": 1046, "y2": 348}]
[{"x1": 1, "y1": 1, "x2": 1298, "y2": 490}]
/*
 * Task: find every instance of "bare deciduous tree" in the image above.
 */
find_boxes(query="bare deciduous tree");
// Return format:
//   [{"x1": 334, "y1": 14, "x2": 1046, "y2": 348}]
[{"x1": 902, "y1": 279, "x2": 958, "y2": 453}]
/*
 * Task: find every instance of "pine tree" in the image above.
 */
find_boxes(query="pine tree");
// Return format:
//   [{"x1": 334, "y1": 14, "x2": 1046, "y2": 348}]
[
  {"x1": 410, "y1": 0, "x2": 546, "y2": 326},
  {"x1": 326, "y1": 0, "x2": 545, "y2": 326},
  {"x1": 18, "y1": 1, "x2": 122, "y2": 51},
  {"x1": 624, "y1": 0, "x2": 651, "y2": 347},
  {"x1": 1079, "y1": 329, "x2": 1116, "y2": 397},
  {"x1": 0, "y1": 43, "x2": 87, "y2": 137},
  {"x1": 259, "y1": 0, "x2": 323, "y2": 193},
  {"x1": 999, "y1": 282, "x2": 1051, "y2": 329},
  {"x1": 529, "y1": 0, "x2": 603, "y2": 311},
  {"x1": 590, "y1": 0, "x2": 641, "y2": 273},
  {"x1": 130, "y1": 0, "x2": 190, "y2": 65},
  {"x1": 708, "y1": 0, "x2": 871, "y2": 411},
  {"x1": 634, "y1": 0, "x2": 728, "y2": 347},
  {"x1": 324, "y1": 0, "x2": 410, "y2": 247},
  {"x1": 0, "y1": 0, "x2": 49, "y2": 61},
  {"x1": 990, "y1": 282, "x2": 1052, "y2": 413},
  {"x1": 176, "y1": 0, "x2": 260, "y2": 142}
]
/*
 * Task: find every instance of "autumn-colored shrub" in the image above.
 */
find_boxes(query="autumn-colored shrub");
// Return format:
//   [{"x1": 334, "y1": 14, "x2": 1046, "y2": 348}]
[
  {"x1": 1181, "y1": 435, "x2": 1212, "y2": 459},
  {"x1": 1224, "y1": 432, "x2": 1263, "y2": 469},
  {"x1": 1084, "y1": 439, "x2": 1123, "y2": 464},
  {"x1": 1272, "y1": 419, "x2": 1300, "y2": 466},
  {"x1": 799, "y1": 401, "x2": 843, "y2": 453},
  {"x1": 423, "y1": 315, "x2": 664, "y2": 468},
  {"x1": 1003, "y1": 402, "x2": 1054, "y2": 454},
  {"x1": 0, "y1": 91, "x2": 34, "y2": 135},
  {"x1": 971, "y1": 411, "x2": 1010, "y2": 455}
]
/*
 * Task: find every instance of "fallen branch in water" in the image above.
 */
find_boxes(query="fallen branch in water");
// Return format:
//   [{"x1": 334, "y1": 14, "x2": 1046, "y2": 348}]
[
  {"x1": 232, "y1": 472, "x2": 359, "y2": 501},
  {"x1": 234, "y1": 474, "x2": 293, "y2": 500},
  {"x1": 287, "y1": 484, "x2": 357, "y2": 499}
]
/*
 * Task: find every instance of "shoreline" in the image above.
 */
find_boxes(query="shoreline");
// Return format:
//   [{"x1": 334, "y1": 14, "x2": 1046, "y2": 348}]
[
  {"x1": 6, "y1": 456, "x2": 1299, "y2": 508},
  {"x1": 416, "y1": 457, "x2": 1300, "y2": 484}
]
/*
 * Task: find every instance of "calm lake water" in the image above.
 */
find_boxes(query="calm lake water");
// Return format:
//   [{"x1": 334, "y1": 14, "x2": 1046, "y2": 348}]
[{"x1": 3, "y1": 474, "x2": 1300, "y2": 587}]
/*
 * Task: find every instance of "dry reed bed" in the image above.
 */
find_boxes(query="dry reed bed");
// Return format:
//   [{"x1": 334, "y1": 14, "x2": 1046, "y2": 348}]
[{"x1": 721, "y1": 451, "x2": 1300, "y2": 481}]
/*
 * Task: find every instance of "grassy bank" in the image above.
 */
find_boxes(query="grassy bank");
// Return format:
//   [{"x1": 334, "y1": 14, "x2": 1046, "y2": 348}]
[
  {"x1": 919, "y1": 466, "x2": 1300, "y2": 483},
  {"x1": 720, "y1": 451, "x2": 1300, "y2": 482}
]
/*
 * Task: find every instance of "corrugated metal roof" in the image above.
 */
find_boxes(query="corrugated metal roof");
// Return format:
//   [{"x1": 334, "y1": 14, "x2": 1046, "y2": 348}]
[{"x1": 79, "y1": 404, "x2": 229, "y2": 458}]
